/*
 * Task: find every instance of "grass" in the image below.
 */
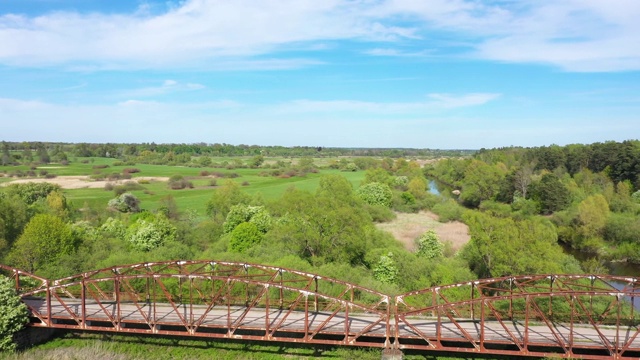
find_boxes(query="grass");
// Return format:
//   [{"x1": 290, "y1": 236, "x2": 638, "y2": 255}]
[
  {"x1": 2, "y1": 332, "x2": 488, "y2": 360},
  {"x1": 1, "y1": 158, "x2": 366, "y2": 217}
]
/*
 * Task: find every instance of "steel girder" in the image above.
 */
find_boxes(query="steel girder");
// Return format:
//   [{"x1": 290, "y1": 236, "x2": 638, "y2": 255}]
[{"x1": 3, "y1": 262, "x2": 640, "y2": 359}]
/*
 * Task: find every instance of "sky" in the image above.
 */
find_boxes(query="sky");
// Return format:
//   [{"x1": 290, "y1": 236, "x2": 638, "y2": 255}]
[{"x1": 0, "y1": 0, "x2": 639, "y2": 149}]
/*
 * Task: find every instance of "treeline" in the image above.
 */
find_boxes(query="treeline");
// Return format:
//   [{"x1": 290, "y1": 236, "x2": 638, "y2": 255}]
[
  {"x1": 1, "y1": 140, "x2": 474, "y2": 164},
  {"x1": 427, "y1": 139, "x2": 640, "y2": 267}
]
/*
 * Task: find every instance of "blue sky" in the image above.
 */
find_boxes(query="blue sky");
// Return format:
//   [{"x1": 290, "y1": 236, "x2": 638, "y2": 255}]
[{"x1": 0, "y1": 0, "x2": 639, "y2": 149}]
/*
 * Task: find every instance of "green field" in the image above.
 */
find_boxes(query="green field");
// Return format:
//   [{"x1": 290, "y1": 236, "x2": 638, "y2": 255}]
[{"x1": 1, "y1": 157, "x2": 367, "y2": 216}]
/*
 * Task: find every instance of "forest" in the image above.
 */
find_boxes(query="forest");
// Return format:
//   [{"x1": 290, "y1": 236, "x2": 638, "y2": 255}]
[{"x1": 0, "y1": 139, "x2": 639, "y2": 356}]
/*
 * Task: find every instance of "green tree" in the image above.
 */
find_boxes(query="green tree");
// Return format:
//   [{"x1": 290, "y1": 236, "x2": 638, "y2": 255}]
[
  {"x1": 0, "y1": 276, "x2": 29, "y2": 352},
  {"x1": 356, "y1": 182, "x2": 393, "y2": 207},
  {"x1": 532, "y1": 173, "x2": 571, "y2": 214},
  {"x1": 223, "y1": 205, "x2": 271, "y2": 233},
  {"x1": 206, "y1": 180, "x2": 252, "y2": 219},
  {"x1": 126, "y1": 214, "x2": 177, "y2": 251},
  {"x1": 7, "y1": 214, "x2": 75, "y2": 273},
  {"x1": 415, "y1": 230, "x2": 444, "y2": 259},
  {"x1": 577, "y1": 194, "x2": 610, "y2": 238},
  {"x1": 460, "y1": 160, "x2": 506, "y2": 207},
  {"x1": 229, "y1": 222, "x2": 264, "y2": 253},
  {"x1": 373, "y1": 252, "x2": 399, "y2": 284},
  {"x1": 461, "y1": 212, "x2": 569, "y2": 278}
]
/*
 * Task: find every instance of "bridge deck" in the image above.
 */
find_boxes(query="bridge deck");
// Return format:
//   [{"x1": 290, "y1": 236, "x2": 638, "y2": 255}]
[{"x1": 25, "y1": 297, "x2": 640, "y2": 352}]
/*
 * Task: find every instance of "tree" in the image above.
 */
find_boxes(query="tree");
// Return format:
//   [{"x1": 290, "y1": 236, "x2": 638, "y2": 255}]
[
  {"x1": 229, "y1": 222, "x2": 264, "y2": 253},
  {"x1": 356, "y1": 182, "x2": 392, "y2": 207},
  {"x1": 461, "y1": 212, "x2": 569, "y2": 278},
  {"x1": 577, "y1": 194, "x2": 609, "y2": 238},
  {"x1": 513, "y1": 163, "x2": 534, "y2": 199},
  {"x1": 7, "y1": 214, "x2": 75, "y2": 273},
  {"x1": 415, "y1": 230, "x2": 444, "y2": 259},
  {"x1": 373, "y1": 252, "x2": 399, "y2": 284},
  {"x1": 532, "y1": 173, "x2": 571, "y2": 214},
  {"x1": 206, "y1": 180, "x2": 252, "y2": 219},
  {"x1": 1, "y1": 141, "x2": 10, "y2": 166},
  {"x1": 108, "y1": 193, "x2": 141, "y2": 213},
  {"x1": 223, "y1": 205, "x2": 271, "y2": 234},
  {"x1": 126, "y1": 214, "x2": 177, "y2": 251},
  {"x1": 0, "y1": 276, "x2": 29, "y2": 352},
  {"x1": 460, "y1": 160, "x2": 506, "y2": 207}
]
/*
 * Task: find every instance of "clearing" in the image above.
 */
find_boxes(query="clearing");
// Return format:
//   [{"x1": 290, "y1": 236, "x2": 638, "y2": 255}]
[
  {"x1": 377, "y1": 211, "x2": 470, "y2": 252},
  {"x1": 0, "y1": 176, "x2": 169, "y2": 189}
]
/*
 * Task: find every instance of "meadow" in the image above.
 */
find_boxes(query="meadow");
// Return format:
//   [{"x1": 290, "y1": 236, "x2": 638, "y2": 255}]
[{"x1": 1, "y1": 156, "x2": 367, "y2": 217}]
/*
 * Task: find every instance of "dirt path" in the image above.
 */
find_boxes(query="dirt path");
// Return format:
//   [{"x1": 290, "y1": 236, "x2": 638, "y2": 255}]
[
  {"x1": 376, "y1": 211, "x2": 470, "y2": 252},
  {"x1": 0, "y1": 176, "x2": 169, "y2": 189}
]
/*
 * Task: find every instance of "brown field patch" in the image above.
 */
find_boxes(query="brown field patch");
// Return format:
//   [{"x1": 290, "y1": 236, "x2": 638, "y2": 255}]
[
  {"x1": 0, "y1": 176, "x2": 169, "y2": 189},
  {"x1": 376, "y1": 211, "x2": 470, "y2": 252}
]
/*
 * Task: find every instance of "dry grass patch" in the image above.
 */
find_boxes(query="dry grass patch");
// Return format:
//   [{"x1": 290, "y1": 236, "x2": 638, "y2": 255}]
[{"x1": 376, "y1": 211, "x2": 470, "y2": 252}]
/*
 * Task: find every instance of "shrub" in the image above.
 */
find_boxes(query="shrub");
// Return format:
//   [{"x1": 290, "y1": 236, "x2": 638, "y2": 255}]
[
  {"x1": 0, "y1": 276, "x2": 29, "y2": 352},
  {"x1": 373, "y1": 252, "x2": 398, "y2": 284},
  {"x1": 123, "y1": 167, "x2": 140, "y2": 174},
  {"x1": 92, "y1": 164, "x2": 109, "y2": 169},
  {"x1": 229, "y1": 222, "x2": 263, "y2": 253},
  {"x1": 38, "y1": 170, "x2": 48, "y2": 177},
  {"x1": 167, "y1": 174, "x2": 193, "y2": 190},
  {"x1": 208, "y1": 179, "x2": 217, "y2": 187},
  {"x1": 200, "y1": 170, "x2": 210, "y2": 176},
  {"x1": 415, "y1": 230, "x2": 444, "y2": 259},
  {"x1": 126, "y1": 215, "x2": 176, "y2": 251},
  {"x1": 241, "y1": 181, "x2": 250, "y2": 186},
  {"x1": 223, "y1": 205, "x2": 271, "y2": 233},
  {"x1": 432, "y1": 199, "x2": 463, "y2": 222},
  {"x1": 107, "y1": 193, "x2": 140, "y2": 213},
  {"x1": 356, "y1": 182, "x2": 393, "y2": 207}
]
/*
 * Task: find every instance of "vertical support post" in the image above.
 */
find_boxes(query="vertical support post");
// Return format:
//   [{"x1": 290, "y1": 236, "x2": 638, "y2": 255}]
[
  {"x1": 314, "y1": 277, "x2": 318, "y2": 312},
  {"x1": 569, "y1": 295, "x2": 574, "y2": 350},
  {"x1": 304, "y1": 293, "x2": 309, "y2": 339},
  {"x1": 265, "y1": 284, "x2": 270, "y2": 338},
  {"x1": 480, "y1": 298, "x2": 485, "y2": 351},
  {"x1": 509, "y1": 278, "x2": 513, "y2": 319},
  {"x1": 153, "y1": 277, "x2": 157, "y2": 331},
  {"x1": 227, "y1": 280, "x2": 232, "y2": 333},
  {"x1": 189, "y1": 277, "x2": 194, "y2": 333},
  {"x1": 115, "y1": 276, "x2": 121, "y2": 331},
  {"x1": 245, "y1": 266, "x2": 249, "y2": 306},
  {"x1": 470, "y1": 283, "x2": 475, "y2": 321},
  {"x1": 81, "y1": 276, "x2": 86, "y2": 329},
  {"x1": 46, "y1": 279, "x2": 52, "y2": 327},
  {"x1": 434, "y1": 290, "x2": 441, "y2": 344},
  {"x1": 616, "y1": 294, "x2": 621, "y2": 356},
  {"x1": 344, "y1": 300, "x2": 350, "y2": 344},
  {"x1": 548, "y1": 276, "x2": 554, "y2": 317},
  {"x1": 279, "y1": 270, "x2": 283, "y2": 309},
  {"x1": 524, "y1": 295, "x2": 529, "y2": 351}
]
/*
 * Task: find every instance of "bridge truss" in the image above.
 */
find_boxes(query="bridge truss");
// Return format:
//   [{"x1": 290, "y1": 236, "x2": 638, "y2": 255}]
[{"x1": 2, "y1": 260, "x2": 640, "y2": 359}]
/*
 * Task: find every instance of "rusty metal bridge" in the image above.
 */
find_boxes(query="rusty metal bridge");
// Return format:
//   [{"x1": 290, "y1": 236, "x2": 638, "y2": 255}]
[{"x1": 3, "y1": 260, "x2": 640, "y2": 359}]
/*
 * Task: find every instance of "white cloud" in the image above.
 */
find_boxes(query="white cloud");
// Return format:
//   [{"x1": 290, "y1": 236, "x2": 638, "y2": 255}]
[
  {"x1": 277, "y1": 93, "x2": 500, "y2": 114},
  {"x1": 0, "y1": 0, "x2": 638, "y2": 71},
  {"x1": 121, "y1": 80, "x2": 205, "y2": 97}
]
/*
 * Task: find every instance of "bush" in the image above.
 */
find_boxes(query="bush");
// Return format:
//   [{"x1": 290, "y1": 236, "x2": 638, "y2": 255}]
[
  {"x1": 415, "y1": 230, "x2": 444, "y2": 259},
  {"x1": 229, "y1": 222, "x2": 264, "y2": 253},
  {"x1": 126, "y1": 215, "x2": 177, "y2": 251},
  {"x1": 92, "y1": 164, "x2": 109, "y2": 169},
  {"x1": 107, "y1": 193, "x2": 140, "y2": 213},
  {"x1": 123, "y1": 168, "x2": 140, "y2": 174},
  {"x1": 356, "y1": 182, "x2": 393, "y2": 207},
  {"x1": 167, "y1": 174, "x2": 193, "y2": 190},
  {"x1": 432, "y1": 199, "x2": 463, "y2": 222},
  {"x1": 0, "y1": 276, "x2": 29, "y2": 352}
]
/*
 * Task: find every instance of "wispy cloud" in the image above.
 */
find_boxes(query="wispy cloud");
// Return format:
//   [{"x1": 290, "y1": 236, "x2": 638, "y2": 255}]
[
  {"x1": 276, "y1": 93, "x2": 501, "y2": 114},
  {"x1": 1, "y1": 1, "x2": 637, "y2": 72},
  {"x1": 121, "y1": 80, "x2": 205, "y2": 98}
]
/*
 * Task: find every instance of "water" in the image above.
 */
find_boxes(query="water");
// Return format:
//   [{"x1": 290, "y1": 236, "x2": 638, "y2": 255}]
[{"x1": 428, "y1": 180, "x2": 440, "y2": 196}]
